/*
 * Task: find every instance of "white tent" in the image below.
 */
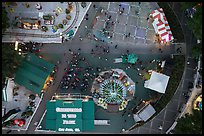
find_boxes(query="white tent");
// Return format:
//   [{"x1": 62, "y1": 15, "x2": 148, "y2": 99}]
[{"x1": 144, "y1": 71, "x2": 170, "y2": 94}]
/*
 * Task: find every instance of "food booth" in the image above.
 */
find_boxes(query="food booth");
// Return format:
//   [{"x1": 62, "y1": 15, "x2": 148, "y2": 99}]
[{"x1": 149, "y1": 8, "x2": 174, "y2": 46}]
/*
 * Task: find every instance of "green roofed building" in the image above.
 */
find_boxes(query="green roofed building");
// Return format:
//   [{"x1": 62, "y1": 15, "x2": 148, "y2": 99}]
[
  {"x1": 45, "y1": 99, "x2": 95, "y2": 132},
  {"x1": 14, "y1": 53, "x2": 54, "y2": 94}
]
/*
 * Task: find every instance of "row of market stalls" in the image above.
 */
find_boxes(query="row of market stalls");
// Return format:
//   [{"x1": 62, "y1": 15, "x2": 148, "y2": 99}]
[{"x1": 149, "y1": 8, "x2": 174, "y2": 46}]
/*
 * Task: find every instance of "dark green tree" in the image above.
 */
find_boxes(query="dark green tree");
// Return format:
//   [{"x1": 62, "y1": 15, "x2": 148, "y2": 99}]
[
  {"x1": 2, "y1": 7, "x2": 10, "y2": 33},
  {"x1": 192, "y1": 44, "x2": 202, "y2": 60},
  {"x1": 2, "y1": 43, "x2": 23, "y2": 81},
  {"x1": 174, "y1": 109, "x2": 202, "y2": 134},
  {"x1": 180, "y1": 2, "x2": 202, "y2": 40}
]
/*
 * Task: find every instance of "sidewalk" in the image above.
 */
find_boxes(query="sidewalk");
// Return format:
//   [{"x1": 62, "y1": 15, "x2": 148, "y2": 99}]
[{"x1": 2, "y1": 86, "x2": 41, "y2": 131}]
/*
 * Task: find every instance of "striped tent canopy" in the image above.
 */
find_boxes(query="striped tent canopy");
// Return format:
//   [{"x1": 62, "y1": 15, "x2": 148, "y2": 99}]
[{"x1": 151, "y1": 8, "x2": 174, "y2": 43}]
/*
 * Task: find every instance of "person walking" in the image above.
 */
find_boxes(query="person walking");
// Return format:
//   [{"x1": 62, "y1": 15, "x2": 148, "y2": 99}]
[{"x1": 128, "y1": 32, "x2": 131, "y2": 37}]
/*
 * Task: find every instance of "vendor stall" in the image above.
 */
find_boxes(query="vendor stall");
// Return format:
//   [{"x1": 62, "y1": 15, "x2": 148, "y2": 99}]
[
  {"x1": 128, "y1": 53, "x2": 138, "y2": 64},
  {"x1": 43, "y1": 14, "x2": 55, "y2": 25},
  {"x1": 149, "y1": 8, "x2": 174, "y2": 45},
  {"x1": 19, "y1": 18, "x2": 41, "y2": 30}
]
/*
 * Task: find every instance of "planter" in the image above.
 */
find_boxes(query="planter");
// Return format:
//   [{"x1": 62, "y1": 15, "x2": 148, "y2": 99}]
[
  {"x1": 29, "y1": 101, "x2": 35, "y2": 107},
  {"x1": 66, "y1": 15, "x2": 71, "y2": 20},
  {"x1": 65, "y1": 8, "x2": 70, "y2": 14},
  {"x1": 69, "y1": 5, "x2": 74, "y2": 11},
  {"x1": 41, "y1": 26, "x2": 48, "y2": 32},
  {"x1": 25, "y1": 3, "x2": 30, "y2": 8},
  {"x1": 52, "y1": 25, "x2": 58, "y2": 33},
  {"x1": 58, "y1": 23, "x2": 64, "y2": 29},
  {"x1": 62, "y1": 19, "x2": 67, "y2": 25},
  {"x1": 43, "y1": 14, "x2": 52, "y2": 20},
  {"x1": 29, "y1": 94, "x2": 36, "y2": 100}
]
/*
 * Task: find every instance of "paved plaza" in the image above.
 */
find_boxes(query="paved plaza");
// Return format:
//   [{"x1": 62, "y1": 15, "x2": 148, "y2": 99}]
[
  {"x1": 33, "y1": 2, "x2": 176, "y2": 134},
  {"x1": 94, "y1": 2, "x2": 155, "y2": 45},
  {"x1": 2, "y1": 2, "x2": 199, "y2": 135},
  {"x1": 2, "y1": 2, "x2": 91, "y2": 43},
  {"x1": 2, "y1": 85, "x2": 41, "y2": 130},
  {"x1": 85, "y1": 2, "x2": 175, "y2": 55}
]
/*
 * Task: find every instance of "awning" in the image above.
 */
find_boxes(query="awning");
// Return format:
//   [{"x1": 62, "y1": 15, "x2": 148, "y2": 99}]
[{"x1": 151, "y1": 8, "x2": 174, "y2": 43}]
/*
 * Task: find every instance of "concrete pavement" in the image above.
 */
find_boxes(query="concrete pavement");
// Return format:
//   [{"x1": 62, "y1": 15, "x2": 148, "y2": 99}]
[{"x1": 2, "y1": 2, "x2": 199, "y2": 134}]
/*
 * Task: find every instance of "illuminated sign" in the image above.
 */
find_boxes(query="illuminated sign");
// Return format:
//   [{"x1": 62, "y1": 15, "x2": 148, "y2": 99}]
[
  {"x1": 56, "y1": 108, "x2": 82, "y2": 112},
  {"x1": 68, "y1": 114, "x2": 77, "y2": 118},
  {"x1": 62, "y1": 120, "x2": 76, "y2": 124},
  {"x1": 58, "y1": 128, "x2": 80, "y2": 132}
]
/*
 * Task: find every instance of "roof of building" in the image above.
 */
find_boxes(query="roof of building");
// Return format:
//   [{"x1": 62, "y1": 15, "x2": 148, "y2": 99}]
[
  {"x1": 14, "y1": 53, "x2": 54, "y2": 94},
  {"x1": 46, "y1": 99, "x2": 95, "y2": 132}
]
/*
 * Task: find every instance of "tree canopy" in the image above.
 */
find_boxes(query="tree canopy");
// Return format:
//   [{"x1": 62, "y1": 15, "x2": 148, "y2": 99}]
[
  {"x1": 192, "y1": 44, "x2": 202, "y2": 60},
  {"x1": 174, "y1": 109, "x2": 202, "y2": 134},
  {"x1": 2, "y1": 7, "x2": 10, "y2": 33},
  {"x1": 180, "y1": 2, "x2": 202, "y2": 40},
  {"x1": 2, "y1": 43, "x2": 23, "y2": 81}
]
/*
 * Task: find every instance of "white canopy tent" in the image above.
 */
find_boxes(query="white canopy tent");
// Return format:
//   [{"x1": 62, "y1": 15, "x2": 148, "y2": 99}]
[
  {"x1": 144, "y1": 71, "x2": 170, "y2": 94},
  {"x1": 133, "y1": 104, "x2": 156, "y2": 122}
]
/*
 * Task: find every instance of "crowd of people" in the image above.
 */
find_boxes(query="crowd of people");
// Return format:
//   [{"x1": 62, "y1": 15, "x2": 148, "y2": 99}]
[{"x1": 60, "y1": 49, "x2": 102, "y2": 92}]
